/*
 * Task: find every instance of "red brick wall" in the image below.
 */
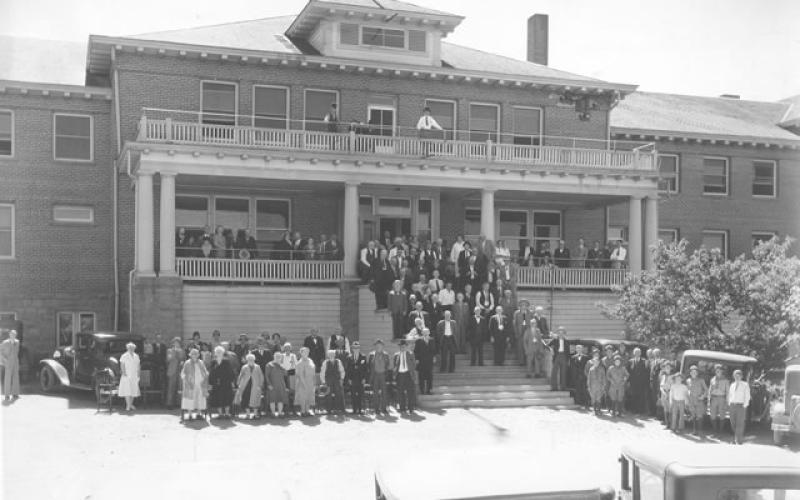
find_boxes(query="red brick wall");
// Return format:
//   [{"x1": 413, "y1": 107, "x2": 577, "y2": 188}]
[{"x1": 0, "y1": 92, "x2": 115, "y2": 357}]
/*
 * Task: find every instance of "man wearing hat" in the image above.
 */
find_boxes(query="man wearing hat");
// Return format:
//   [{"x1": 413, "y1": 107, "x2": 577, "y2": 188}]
[
  {"x1": 550, "y1": 326, "x2": 571, "y2": 391},
  {"x1": 393, "y1": 340, "x2": 417, "y2": 413},
  {"x1": 627, "y1": 347, "x2": 649, "y2": 415},
  {"x1": 686, "y1": 365, "x2": 708, "y2": 434},
  {"x1": 514, "y1": 300, "x2": 532, "y2": 367},
  {"x1": 346, "y1": 341, "x2": 369, "y2": 415},
  {"x1": 414, "y1": 328, "x2": 437, "y2": 395},
  {"x1": 368, "y1": 340, "x2": 392, "y2": 415}
]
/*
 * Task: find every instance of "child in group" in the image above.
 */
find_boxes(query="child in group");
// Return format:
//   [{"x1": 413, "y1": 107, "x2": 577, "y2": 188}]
[
  {"x1": 659, "y1": 361, "x2": 674, "y2": 428},
  {"x1": 686, "y1": 365, "x2": 709, "y2": 434},
  {"x1": 606, "y1": 355, "x2": 629, "y2": 417},
  {"x1": 669, "y1": 372, "x2": 690, "y2": 432},
  {"x1": 586, "y1": 353, "x2": 607, "y2": 416}
]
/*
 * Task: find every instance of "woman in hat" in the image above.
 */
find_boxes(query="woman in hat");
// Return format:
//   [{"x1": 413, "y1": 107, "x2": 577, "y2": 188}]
[
  {"x1": 606, "y1": 355, "x2": 629, "y2": 417},
  {"x1": 294, "y1": 347, "x2": 317, "y2": 416},
  {"x1": 208, "y1": 345, "x2": 236, "y2": 419},
  {"x1": 234, "y1": 353, "x2": 264, "y2": 419},
  {"x1": 586, "y1": 352, "x2": 606, "y2": 416},
  {"x1": 181, "y1": 348, "x2": 209, "y2": 421},
  {"x1": 264, "y1": 352, "x2": 288, "y2": 417},
  {"x1": 118, "y1": 342, "x2": 141, "y2": 412}
]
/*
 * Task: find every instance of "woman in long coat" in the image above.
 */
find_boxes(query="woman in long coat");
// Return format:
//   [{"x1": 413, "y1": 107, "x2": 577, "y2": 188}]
[
  {"x1": 294, "y1": 347, "x2": 316, "y2": 416},
  {"x1": 234, "y1": 353, "x2": 264, "y2": 419},
  {"x1": 586, "y1": 354, "x2": 607, "y2": 416},
  {"x1": 0, "y1": 330, "x2": 21, "y2": 401},
  {"x1": 118, "y1": 342, "x2": 141, "y2": 412},
  {"x1": 264, "y1": 352, "x2": 288, "y2": 417},
  {"x1": 606, "y1": 355, "x2": 629, "y2": 417},
  {"x1": 208, "y1": 346, "x2": 236, "y2": 418},
  {"x1": 181, "y1": 348, "x2": 209, "y2": 421},
  {"x1": 451, "y1": 292, "x2": 470, "y2": 353}
]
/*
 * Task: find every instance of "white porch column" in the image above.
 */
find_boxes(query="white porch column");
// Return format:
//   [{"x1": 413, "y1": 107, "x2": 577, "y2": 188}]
[
  {"x1": 480, "y1": 188, "x2": 496, "y2": 241},
  {"x1": 644, "y1": 195, "x2": 659, "y2": 270},
  {"x1": 343, "y1": 181, "x2": 360, "y2": 279},
  {"x1": 159, "y1": 172, "x2": 177, "y2": 276},
  {"x1": 136, "y1": 172, "x2": 155, "y2": 275},
  {"x1": 628, "y1": 195, "x2": 643, "y2": 273}
]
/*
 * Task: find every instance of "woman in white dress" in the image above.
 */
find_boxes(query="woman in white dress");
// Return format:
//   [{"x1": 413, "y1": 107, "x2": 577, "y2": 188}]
[
  {"x1": 181, "y1": 348, "x2": 209, "y2": 421},
  {"x1": 118, "y1": 342, "x2": 141, "y2": 411},
  {"x1": 280, "y1": 342, "x2": 298, "y2": 392}
]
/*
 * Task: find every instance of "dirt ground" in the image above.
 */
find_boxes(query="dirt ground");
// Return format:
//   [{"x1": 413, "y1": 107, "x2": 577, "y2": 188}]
[{"x1": 1, "y1": 390, "x2": 796, "y2": 500}]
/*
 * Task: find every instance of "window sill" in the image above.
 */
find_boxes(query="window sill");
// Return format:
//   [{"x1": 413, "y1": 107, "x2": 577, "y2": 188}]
[{"x1": 53, "y1": 158, "x2": 95, "y2": 164}]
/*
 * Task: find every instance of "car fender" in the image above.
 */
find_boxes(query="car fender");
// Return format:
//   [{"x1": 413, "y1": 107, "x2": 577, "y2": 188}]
[{"x1": 39, "y1": 359, "x2": 71, "y2": 386}]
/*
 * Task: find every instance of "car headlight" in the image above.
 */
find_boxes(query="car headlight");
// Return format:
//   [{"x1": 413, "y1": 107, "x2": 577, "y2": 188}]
[{"x1": 53, "y1": 350, "x2": 61, "y2": 359}]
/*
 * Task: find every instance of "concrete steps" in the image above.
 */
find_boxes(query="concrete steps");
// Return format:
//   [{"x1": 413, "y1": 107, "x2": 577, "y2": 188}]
[
  {"x1": 515, "y1": 289, "x2": 625, "y2": 339},
  {"x1": 418, "y1": 397, "x2": 576, "y2": 409}
]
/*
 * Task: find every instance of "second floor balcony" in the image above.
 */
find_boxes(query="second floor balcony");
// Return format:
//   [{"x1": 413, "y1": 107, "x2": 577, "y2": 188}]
[{"x1": 136, "y1": 108, "x2": 657, "y2": 173}]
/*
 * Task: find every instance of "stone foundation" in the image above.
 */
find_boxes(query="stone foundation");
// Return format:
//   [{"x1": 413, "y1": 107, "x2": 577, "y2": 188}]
[{"x1": 131, "y1": 274, "x2": 183, "y2": 339}]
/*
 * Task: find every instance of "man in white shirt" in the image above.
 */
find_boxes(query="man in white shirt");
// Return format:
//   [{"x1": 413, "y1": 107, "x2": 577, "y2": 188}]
[
  {"x1": 392, "y1": 340, "x2": 417, "y2": 413},
  {"x1": 416, "y1": 106, "x2": 443, "y2": 157},
  {"x1": 436, "y1": 310, "x2": 458, "y2": 373},
  {"x1": 727, "y1": 369, "x2": 751, "y2": 445},
  {"x1": 610, "y1": 240, "x2": 628, "y2": 269},
  {"x1": 450, "y1": 235, "x2": 465, "y2": 267},
  {"x1": 438, "y1": 281, "x2": 456, "y2": 311}
]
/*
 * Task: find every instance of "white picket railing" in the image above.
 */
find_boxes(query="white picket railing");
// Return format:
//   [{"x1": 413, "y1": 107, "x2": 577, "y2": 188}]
[
  {"x1": 176, "y1": 257, "x2": 343, "y2": 283},
  {"x1": 138, "y1": 116, "x2": 656, "y2": 171},
  {"x1": 516, "y1": 266, "x2": 628, "y2": 289}
]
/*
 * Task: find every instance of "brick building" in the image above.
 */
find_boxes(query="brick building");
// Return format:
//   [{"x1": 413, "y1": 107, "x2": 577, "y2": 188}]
[{"x1": 1, "y1": 0, "x2": 798, "y2": 359}]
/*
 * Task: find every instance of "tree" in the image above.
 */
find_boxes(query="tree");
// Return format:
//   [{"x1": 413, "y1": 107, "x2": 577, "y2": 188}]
[{"x1": 601, "y1": 237, "x2": 800, "y2": 367}]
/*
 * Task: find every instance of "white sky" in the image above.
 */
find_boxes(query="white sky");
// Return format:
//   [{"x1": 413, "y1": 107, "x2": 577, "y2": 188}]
[{"x1": 0, "y1": 0, "x2": 798, "y2": 101}]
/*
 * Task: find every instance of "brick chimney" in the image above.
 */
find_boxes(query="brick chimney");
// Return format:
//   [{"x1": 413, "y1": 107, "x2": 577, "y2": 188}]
[{"x1": 527, "y1": 14, "x2": 548, "y2": 66}]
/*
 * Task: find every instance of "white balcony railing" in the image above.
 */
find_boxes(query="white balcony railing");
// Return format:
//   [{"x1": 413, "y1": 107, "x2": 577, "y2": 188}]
[
  {"x1": 516, "y1": 266, "x2": 627, "y2": 289},
  {"x1": 176, "y1": 257, "x2": 343, "y2": 283},
  {"x1": 137, "y1": 110, "x2": 657, "y2": 172}
]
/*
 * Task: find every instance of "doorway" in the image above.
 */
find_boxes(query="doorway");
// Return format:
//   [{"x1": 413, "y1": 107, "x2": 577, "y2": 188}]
[{"x1": 379, "y1": 217, "x2": 411, "y2": 241}]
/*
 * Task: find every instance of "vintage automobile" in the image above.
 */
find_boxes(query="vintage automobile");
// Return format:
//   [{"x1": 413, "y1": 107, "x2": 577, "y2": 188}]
[
  {"x1": 38, "y1": 331, "x2": 149, "y2": 400},
  {"x1": 618, "y1": 442, "x2": 800, "y2": 499},
  {"x1": 771, "y1": 364, "x2": 800, "y2": 446}
]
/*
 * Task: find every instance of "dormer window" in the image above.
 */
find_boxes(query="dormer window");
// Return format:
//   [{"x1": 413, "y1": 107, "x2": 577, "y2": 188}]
[{"x1": 339, "y1": 23, "x2": 427, "y2": 52}]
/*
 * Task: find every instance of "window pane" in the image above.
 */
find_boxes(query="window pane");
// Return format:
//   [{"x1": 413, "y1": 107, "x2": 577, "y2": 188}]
[
  {"x1": 215, "y1": 198, "x2": 249, "y2": 230},
  {"x1": 0, "y1": 111, "x2": 11, "y2": 156},
  {"x1": 513, "y1": 107, "x2": 541, "y2": 137},
  {"x1": 254, "y1": 87, "x2": 288, "y2": 129},
  {"x1": 408, "y1": 30, "x2": 426, "y2": 51},
  {"x1": 658, "y1": 230, "x2": 677, "y2": 244},
  {"x1": 79, "y1": 313, "x2": 95, "y2": 333},
  {"x1": 0, "y1": 231, "x2": 11, "y2": 257},
  {"x1": 752, "y1": 233, "x2": 774, "y2": 246},
  {"x1": 470, "y1": 104, "x2": 498, "y2": 142},
  {"x1": 359, "y1": 196, "x2": 373, "y2": 219},
  {"x1": 305, "y1": 90, "x2": 337, "y2": 131},
  {"x1": 753, "y1": 161, "x2": 775, "y2": 196},
  {"x1": 0, "y1": 206, "x2": 11, "y2": 227},
  {"x1": 54, "y1": 115, "x2": 91, "y2": 160},
  {"x1": 534, "y1": 212, "x2": 560, "y2": 227},
  {"x1": 703, "y1": 158, "x2": 727, "y2": 194},
  {"x1": 499, "y1": 211, "x2": 527, "y2": 237},
  {"x1": 340, "y1": 23, "x2": 359, "y2": 45},
  {"x1": 53, "y1": 205, "x2": 93, "y2": 223},
  {"x1": 702, "y1": 232, "x2": 726, "y2": 253},
  {"x1": 417, "y1": 199, "x2": 432, "y2": 240},
  {"x1": 176, "y1": 196, "x2": 208, "y2": 229},
  {"x1": 202, "y1": 82, "x2": 236, "y2": 125},
  {"x1": 658, "y1": 155, "x2": 678, "y2": 192},
  {"x1": 256, "y1": 199, "x2": 289, "y2": 230},
  {"x1": 55, "y1": 115, "x2": 91, "y2": 136},
  {"x1": 58, "y1": 312, "x2": 74, "y2": 347},
  {"x1": 362, "y1": 27, "x2": 405, "y2": 48},
  {"x1": 425, "y1": 100, "x2": 455, "y2": 135},
  {"x1": 464, "y1": 208, "x2": 481, "y2": 237}
]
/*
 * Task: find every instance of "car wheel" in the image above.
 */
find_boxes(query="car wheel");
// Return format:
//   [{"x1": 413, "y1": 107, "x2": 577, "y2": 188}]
[{"x1": 39, "y1": 367, "x2": 57, "y2": 392}]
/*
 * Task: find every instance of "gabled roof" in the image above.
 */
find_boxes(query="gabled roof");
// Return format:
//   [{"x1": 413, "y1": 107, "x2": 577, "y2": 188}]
[
  {"x1": 129, "y1": 15, "x2": 603, "y2": 84},
  {"x1": 779, "y1": 94, "x2": 800, "y2": 128},
  {"x1": 611, "y1": 91, "x2": 800, "y2": 144},
  {"x1": 0, "y1": 36, "x2": 87, "y2": 86}
]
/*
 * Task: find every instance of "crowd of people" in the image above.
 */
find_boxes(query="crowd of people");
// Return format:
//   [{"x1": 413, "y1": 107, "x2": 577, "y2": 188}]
[{"x1": 175, "y1": 227, "x2": 344, "y2": 261}]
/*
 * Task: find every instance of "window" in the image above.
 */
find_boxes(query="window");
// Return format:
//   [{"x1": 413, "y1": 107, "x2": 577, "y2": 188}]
[
  {"x1": 362, "y1": 27, "x2": 405, "y2": 48},
  {"x1": 54, "y1": 114, "x2": 92, "y2": 161},
  {"x1": 416, "y1": 199, "x2": 432, "y2": 242},
  {"x1": 499, "y1": 210, "x2": 528, "y2": 252},
  {"x1": 469, "y1": 104, "x2": 499, "y2": 142},
  {"x1": 0, "y1": 110, "x2": 13, "y2": 156},
  {"x1": 464, "y1": 208, "x2": 481, "y2": 239},
  {"x1": 377, "y1": 198, "x2": 411, "y2": 217},
  {"x1": 703, "y1": 157, "x2": 728, "y2": 195},
  {"x1": 201, "y1": 81, "x2": 237, "y2": 125},
  {"x1": 0, "y1": 312, "x2": 17, "y2": 322},
  {"x1": 175, "y1": 196, "x2": 209, "y2": 239},
  {"x1": 408, "y1": 30, "x2": 426, "y2": 52},
  {"x1": 533, "y1": 212, "x2": 561, "y2": 252},
  {"x1": 255, "y1": 199, "x2": 290, "y2": 242},
  {"x1": 0, "y1": 204, "x2": 14, "y2": 259},
  {"x1": 253, "y1": 86, "x2": 289, "y2": 129},
  {"x1": 658, "y1": 229, "x2": 678, "y2": 244},
  {"x1": 304, "y1": 89, "x2": 338, "y2": 131},
  {"x1": 368, "y1": 106, "x2": 395, "y2": 136},
  {"x1": 424, "y1": 99, "x2": 456, "y2": 140},
  {"x1": 511, "y1": 107, "x2": 542, "y2": 146},
  {"x1": 752, "y1": 160, "x2": 776, "y2": 197},
  {"x1": 752, "y1": 232, "x2": 776, "y2": 248},
  {"x1": 339, "y1": 23, "x2": 359, "y2": 45},
  {"x1": 702, "y1": 230, "x2": 728, "y2": 258},
  {"x1": 57, "y1": 312, "x2": 95, "y2": 347},
  {"x1": 658, "y1": 154, "x2": 679, "y2": 193},
  {"x1": 53, "y1": 205, "x2": 94, "y2": 224},
  {"x1": 214, "y1": 198, "x2": 249, "y2": 231}
]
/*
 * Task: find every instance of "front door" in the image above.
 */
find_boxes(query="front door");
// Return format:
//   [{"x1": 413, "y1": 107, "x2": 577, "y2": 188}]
[{"x1": 379, "y1": 217, "x2": 411, "y2": 242}]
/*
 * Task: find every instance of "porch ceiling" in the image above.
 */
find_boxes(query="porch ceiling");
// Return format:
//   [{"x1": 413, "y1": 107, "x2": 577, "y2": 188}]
[{"x1": 174, "y1": 174, "x2": 343, "y2": 194}]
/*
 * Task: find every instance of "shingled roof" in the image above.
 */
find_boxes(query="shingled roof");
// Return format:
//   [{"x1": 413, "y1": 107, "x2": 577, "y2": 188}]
[{"x1": 611, "y1": 91, "x2": 799, "y2": 143}]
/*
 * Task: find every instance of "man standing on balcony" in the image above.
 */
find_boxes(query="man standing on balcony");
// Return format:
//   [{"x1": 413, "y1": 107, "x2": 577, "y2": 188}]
[
  {"x1": 610, "y1": 240, "x2": 627, "y2": 269},
  {"x1": 574, "y1": 238, "x2": 588, "y2": 268},
  {"x1": 553, "y1": 240, "x2": 571, "y2": 268},
  {"x1": 323, "y1": 103, "x2": 339, "y2": 133},
  {"x1": 587, "y1": 240, "x2": 602, "y2": 268},
  {"x1": 416, "y1": 106, "x2": 443, "y2": 158}
]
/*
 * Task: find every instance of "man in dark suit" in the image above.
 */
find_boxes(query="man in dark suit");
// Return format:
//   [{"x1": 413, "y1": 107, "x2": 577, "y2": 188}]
[
  {"x1": 488, "y1": 305, "x2": 510, "y2": 366},
  {"x1": 570, "y1": 344, "x2": 590, "y2": 408},
  {"x1": 345, "y1": 341, "x2": 369, "y2": 415},
  {"x1": 553, "y1": 239, "x2": 571, "y2": 268},
  {"x1": 303, "y1": 328, "x2": 326, "y2": 374},
  {"x1": 550, "y1": 326, "x2": 570, "y2": 391},
  {"x1": 513, "y1": 300, "x2": 532, "y2": 367},
  {"x1": 466, "y1": 306, "x2": 487, "y2": 366},
  {"x1": 436, "y1": 310, "x2": 458, "y2": 373},
  {"x1": 414, "y1": 328, "x2": 437, "y2": 395},
  {"x1": 392, "y1": 340, "x2": 417, "y2": 413},
  {"x1": 371, "y1": 249, "x2": 393, "y2": 310},
  {"x1": 627, "y1": 347, "x2": 649, "y2": 415},
  {"x1": 475, "y1": 282, "x2": 495, "y2": 318},
  {"x1": 149, "y1": 332, "x2": 167, "y2": 394},
  {"x1": 532, "y1": 306, "x2": 550, "y2": 338}
]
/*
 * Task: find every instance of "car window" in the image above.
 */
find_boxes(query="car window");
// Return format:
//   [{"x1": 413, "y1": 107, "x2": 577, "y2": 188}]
[
  {"x1": 717, "y1": 489, "x2": 800, "y2": 500},
  {"x1": 77, "y1": 335, "x2": 92, "y2": 349},
  {"x1": 638, "y1": 466, "x2": 664, "y2": 500}
]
